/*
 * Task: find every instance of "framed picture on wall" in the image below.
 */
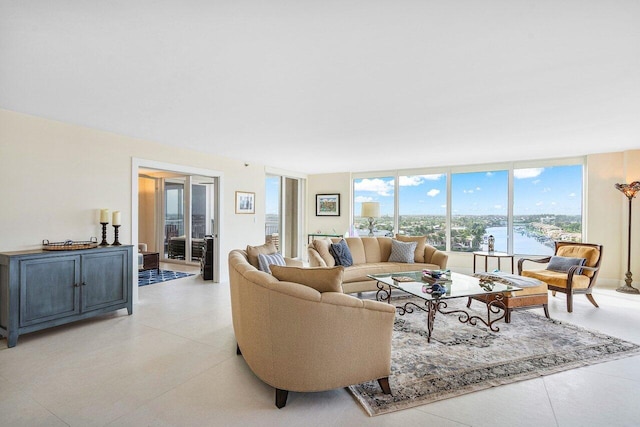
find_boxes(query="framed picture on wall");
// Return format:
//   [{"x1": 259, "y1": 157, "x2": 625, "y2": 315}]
[
  {"x1": 316, "y1": 194, "x2": 340, "y2": 216},
  {"x1": 235, "y1": 191, "x2": 255, "y2": 214}
]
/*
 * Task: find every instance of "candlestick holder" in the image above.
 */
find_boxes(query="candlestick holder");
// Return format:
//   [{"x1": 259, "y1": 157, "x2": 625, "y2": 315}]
[
  {"x1": 99, "y1": 222, "x2": 109, "y2": 246},
  {"x1": 112, "y1": 225, "x2": 122, "y2": 246}
]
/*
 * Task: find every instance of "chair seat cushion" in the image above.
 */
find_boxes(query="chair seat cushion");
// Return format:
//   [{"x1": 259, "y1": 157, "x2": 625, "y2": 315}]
[
  {"x1": 505, "y1": 281, "x2": 548, "y2": 297},
  {"x1": 521, "y1": 269, "x2": 590, "y2": 289}
]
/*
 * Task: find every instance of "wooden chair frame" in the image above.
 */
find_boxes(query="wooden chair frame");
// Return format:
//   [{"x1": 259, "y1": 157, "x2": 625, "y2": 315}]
[{"x1": 518, "y1": 241, "x2": 603, "y2": 313}]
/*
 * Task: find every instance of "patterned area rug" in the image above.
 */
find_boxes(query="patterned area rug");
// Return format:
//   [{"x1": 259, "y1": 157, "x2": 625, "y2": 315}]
[
  {"x1": 138, "y1": 269, "x2": 194, "y2": 286},
  {"x1": 348, "y1": 297, "x2": 640, "y2": 416}
]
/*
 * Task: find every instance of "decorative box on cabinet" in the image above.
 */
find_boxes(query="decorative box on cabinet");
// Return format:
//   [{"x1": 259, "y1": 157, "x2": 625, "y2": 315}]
[{"x1": 0, "y1": 245, "x2": 133, "y2": 348}]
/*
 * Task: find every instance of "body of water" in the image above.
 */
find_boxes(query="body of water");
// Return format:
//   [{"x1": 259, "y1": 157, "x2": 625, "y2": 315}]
[{"x1": 485, "y1": 226, "x2": 554, "y2": 255}]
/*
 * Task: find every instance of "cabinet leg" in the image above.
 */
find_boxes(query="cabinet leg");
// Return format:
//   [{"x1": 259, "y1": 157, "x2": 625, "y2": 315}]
[{"x1": 8, "y1": 332, "x2": 18, "y2": 348}]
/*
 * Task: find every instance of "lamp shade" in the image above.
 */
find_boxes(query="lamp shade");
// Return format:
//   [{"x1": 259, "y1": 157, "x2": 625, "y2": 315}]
[
  {"x1": 361, "y1": 202, "x2": 380, "y2": 218},
  {"x1": 615, "y1": 181, "x2": 640, "y2": 199}
]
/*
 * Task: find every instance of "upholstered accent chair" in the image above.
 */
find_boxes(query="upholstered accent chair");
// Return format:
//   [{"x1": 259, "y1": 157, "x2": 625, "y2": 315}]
[{"x1": 518, "y1": 242, "x2": 603, "y2": 313}]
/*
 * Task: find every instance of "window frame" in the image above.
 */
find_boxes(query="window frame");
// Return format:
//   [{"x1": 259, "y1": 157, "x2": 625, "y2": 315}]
[{"x1": 352, "y1": 156, "x2": 585, "y2": 255}]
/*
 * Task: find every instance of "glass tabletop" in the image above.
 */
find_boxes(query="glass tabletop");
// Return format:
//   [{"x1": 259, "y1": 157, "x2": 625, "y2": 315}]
[{"x1": 368, "y1": 271, "x2": 522, "y2": 301}]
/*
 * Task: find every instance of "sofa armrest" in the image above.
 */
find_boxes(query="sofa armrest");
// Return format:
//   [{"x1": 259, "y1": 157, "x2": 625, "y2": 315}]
[
  {"x1": 517, "y1": 256, "x2": 551, "y2": 274},
  {"x1": 429, "y1": 249, "x2": 448, "y2": 269}
]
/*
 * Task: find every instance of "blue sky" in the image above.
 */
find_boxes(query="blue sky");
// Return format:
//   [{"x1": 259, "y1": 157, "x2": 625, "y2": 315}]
[{"x1": 354, "y1": 165, "x2": 582, "y2": 216}]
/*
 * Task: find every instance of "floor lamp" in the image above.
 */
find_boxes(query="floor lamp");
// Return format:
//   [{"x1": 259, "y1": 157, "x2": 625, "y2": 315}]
[
  {"x1": 615, "y1": 181, "x2": 640, "y2": 294},
  {"x1": 361, "y1": 202, "x2": 380, "y2": 237}
]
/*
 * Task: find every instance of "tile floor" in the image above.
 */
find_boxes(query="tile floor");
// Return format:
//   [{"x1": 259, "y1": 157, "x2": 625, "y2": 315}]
[{"x1": 2, "y1": 264, "x2": 640, "y2": 427}]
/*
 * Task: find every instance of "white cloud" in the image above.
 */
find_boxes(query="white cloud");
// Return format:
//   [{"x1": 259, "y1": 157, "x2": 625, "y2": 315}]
[
  {"x1": 486, "y1": 172, "x2": 494, "y2": 177},
  {"x1": 423, "y1": 174, "x2": 445, "y2": 181},
  {"x1": 440, "y1": 204, "x2": 447, "y2": 208},
  {"x1": 476, "y1": 187, "x2": 481, "y2": 191},
  {"x1": 354, "y1": 178, "x2": 393, "y2": 196},
  {"x1": 542, "y1": 187, "x2": 551, "y2": 193},
  {"x1": 536, "y1": 201, "x2": 544, "y2": 206},
  {"x1": 568, "y1": 192, "x2": 576, "y2": 197},
  {"x1": 494, "y1": 204, "x2": 502, "y2": 209},
  {"x1": 463, "y1": 189, "x2": 474, "y2": 194},
  {"x1": 532, "y1": 179, "x2": 541, "y2": 185},
  {"x1": 354, "y1": 196, "x2": 373, "y2": 203},
  {"x1": 427, "y1": 189, "x2": 440, "y2": 197},
  {"x1": 514, "y1": 168, "x2": 544, "y2": 179},
  {"x1": 399, "y1": 176, "x2": 424, "y2": 187}
]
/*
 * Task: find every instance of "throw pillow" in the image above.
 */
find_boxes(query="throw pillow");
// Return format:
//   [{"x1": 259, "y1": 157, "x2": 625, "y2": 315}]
[
  {"x1": 395, "y1": 234, "x2": 427, "y2": 263},
  {"x1": 546, "y1": 256, "x2": 586, "y2": 274},
  {"x1": 270, "y1": 265, "x2": 344, "y2": 293},
  {"x1": 246, "y1": 242, "x2": 277, "y2": 269},
  {"x1": 257, "y1": 252, "x2": 286, "y2": 274},
  {"x1": 329, "y1": 239, "x2": 353, "y2": 267},
  {"x1": 388, "y1": 239, "x2": 417, "y2": 263}
]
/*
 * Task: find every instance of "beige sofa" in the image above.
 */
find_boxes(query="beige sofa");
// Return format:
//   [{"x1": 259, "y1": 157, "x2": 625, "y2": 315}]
[
  {"x1": 308, "y1": 236, "x2": 448, "y2": 293},
  {"x1": 228, "y1": 249, "x2": 395, "y2": 408}
]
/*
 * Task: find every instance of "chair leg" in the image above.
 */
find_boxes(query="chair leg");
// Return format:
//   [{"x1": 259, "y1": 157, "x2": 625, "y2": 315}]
[
  {"x1": 236, "y1": 344, "x2": 242, "y2": 355},
  {"x1": 378, "y1": 377, "x2": 391, "y2": 395},
  {"x1": 275, "y1": 389, "x2": 288, "y2": 409},
  {"x1": 504, "y1": 308, "x2": 511, "y2": 323},
  {"x1": 566, "y1": 293, "x2": 573, "y2": 313},
  {"x1": 543, "y1": 304, "x2": 550, "y2": 319},
  {"x1": 466, "y1": 297, "x2": 472, "y2": 308},
  {"x1": 551, "y1": 290, "x2": 556, "y2": 297},
  {"x1": 586, "y1": 293, "x2": 599, "y2": 308}
]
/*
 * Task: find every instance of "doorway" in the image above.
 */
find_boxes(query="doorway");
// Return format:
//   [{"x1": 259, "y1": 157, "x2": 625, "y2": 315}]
[{"x1": 132, "y1": 159, "x2": 223, "y2": 302}]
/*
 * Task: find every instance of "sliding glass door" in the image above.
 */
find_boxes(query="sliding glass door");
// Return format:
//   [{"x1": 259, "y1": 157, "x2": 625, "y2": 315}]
[{"x1": 265, "y1": 174, "x2": 304, "y2": 259}]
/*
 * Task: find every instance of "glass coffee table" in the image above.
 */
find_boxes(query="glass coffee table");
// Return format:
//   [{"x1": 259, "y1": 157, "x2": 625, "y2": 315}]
[{"x1": 368, "y1": 271, "x2": 522, "y2": 343}]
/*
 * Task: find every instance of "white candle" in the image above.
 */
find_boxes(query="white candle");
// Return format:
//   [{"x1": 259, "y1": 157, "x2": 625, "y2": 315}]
[
  {"x1": 112, "y1": 211, "x2": 121, "y2": 226},
  {"x1": 100, "y1": 209, "x2": 109, "y2": 223}
]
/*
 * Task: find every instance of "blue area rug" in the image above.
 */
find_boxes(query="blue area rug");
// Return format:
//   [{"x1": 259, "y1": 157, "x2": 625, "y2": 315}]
[{"x1": 138, "y1": 269, "x2": 194, "y2": 286}]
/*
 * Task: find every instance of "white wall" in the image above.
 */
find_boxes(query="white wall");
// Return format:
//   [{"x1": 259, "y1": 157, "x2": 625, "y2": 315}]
[{"x1": 0, "y1": 109, "x2": 268, "y2": 282}]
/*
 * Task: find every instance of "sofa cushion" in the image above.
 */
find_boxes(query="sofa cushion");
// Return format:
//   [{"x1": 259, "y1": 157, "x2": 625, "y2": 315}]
[
  {"x1": 246, "y1": 242, "x2": 277, "y2": 269},
  {"x1": 329, "y1": 239, "x2": 354, "y2": 267},
  {"x1": 344, "y1": 237, "x2": 367, "y2": 264},
  {"x1": 546, "y1": 255, "x2": 586, "y2": 274},
  {"x1": 388, "y1": 239, "x2": 417, "y2": 263},
  {"x1": 257, "y1": 252, "x2": 286, "y2": 273},
  {"x1": 270, "y1": 265, "x2": 344, "y2": 293},
  {"x1": 310, "y1": 238, "x2": 336, "y2": 267},
  {"x1": 395, "y1": 235, "x2": 427, "y2": 263}
]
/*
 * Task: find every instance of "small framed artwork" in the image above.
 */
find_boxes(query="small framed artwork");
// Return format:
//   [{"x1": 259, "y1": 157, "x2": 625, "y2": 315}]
[
  {"x1": 235, "y1": 191, "x2": 255, "y2": 214},
  {"x1": 316, "y1": 193, "x2": 340, "y2": 216}
]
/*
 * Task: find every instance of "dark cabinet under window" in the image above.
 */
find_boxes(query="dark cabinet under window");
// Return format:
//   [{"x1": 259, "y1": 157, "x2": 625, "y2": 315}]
[{"x1": 1, "y1": 246, "x2": 133, "y2": 348}]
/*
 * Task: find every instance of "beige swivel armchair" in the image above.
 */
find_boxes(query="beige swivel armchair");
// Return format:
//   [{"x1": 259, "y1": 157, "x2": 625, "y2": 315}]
[{"x1": 228, "y1": 249, "x2": 395, "y2": 408}]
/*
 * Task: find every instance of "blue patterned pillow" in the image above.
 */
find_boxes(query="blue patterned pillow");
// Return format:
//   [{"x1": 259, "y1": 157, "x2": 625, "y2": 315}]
[
  {"x1": 329, "y1": 239, "x2": 353, "y2": 267},
  {"x1": 258, "y1": 252, "x2": 286, "y2": 274},
  {"x1": 388, "y1": 239, "x2": 417, "y2": 263}
]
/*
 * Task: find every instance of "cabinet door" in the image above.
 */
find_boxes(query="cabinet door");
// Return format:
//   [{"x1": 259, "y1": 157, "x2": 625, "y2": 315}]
[
  {"x1": 19, "y1": 255, "x2": 81, "y2": 327},
  {"x1": 81, "y1": 250, "x2": 128, "y2": 312}
]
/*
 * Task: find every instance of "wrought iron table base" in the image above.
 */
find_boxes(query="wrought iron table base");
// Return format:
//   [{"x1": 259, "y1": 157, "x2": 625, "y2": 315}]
[{"x1": 376, "y1": 281, "x2": 507, "y2": 343}]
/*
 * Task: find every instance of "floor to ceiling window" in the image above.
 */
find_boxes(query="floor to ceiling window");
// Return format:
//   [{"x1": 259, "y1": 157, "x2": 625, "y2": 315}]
[
  {"x1": 353, "y1": 159, "x2": 584, "y2": 255},
  {"x1": 265, "y1": 173, "x2": 305, "y2": 258},
  {"x1": 398, "y1": 174, "x2": 447, "y2": 250},
  {"x1": 353, "y1": 176, "x2": 395, "y2": 237}
]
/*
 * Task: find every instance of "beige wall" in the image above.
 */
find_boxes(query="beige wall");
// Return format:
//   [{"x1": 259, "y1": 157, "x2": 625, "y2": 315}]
[
  {"x1": 0, "y1": 109, "x2": 268, "y2": 282},
  {"x1": 138, "y1": 176, "x2": 157, "y2": 252},
  {"x1": 306, "y1": 172, "x2": 352, "y2": 239}
]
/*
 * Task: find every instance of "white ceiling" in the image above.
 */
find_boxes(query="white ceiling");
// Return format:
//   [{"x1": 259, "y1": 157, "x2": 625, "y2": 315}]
[{"x1": 2, "y1": 1, "x2": 639, "y2": 174}]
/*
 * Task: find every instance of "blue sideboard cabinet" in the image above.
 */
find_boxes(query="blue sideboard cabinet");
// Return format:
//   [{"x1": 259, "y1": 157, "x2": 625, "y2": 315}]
[{"x1": 0, "y1": 245, "x2": 133, "y2": 347}]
